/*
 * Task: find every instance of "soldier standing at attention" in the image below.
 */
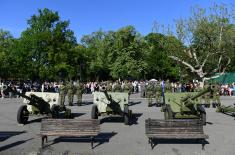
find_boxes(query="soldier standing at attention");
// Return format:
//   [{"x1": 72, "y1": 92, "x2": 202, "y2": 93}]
[
  {"x1": 113, "y1": 80, "x2": 122, "y2": 92},
  {"x1": 165, "y1": 80, "x2": 172, "y2": 93},
  {"x1": 123, "y1": 80, "x2": 132, "y2": 95},
  {"x1": 140, "y1": 81, "x2": 146, "y2": 98},
  {"x1": 146, "y1": 81, "x2": 155, "y2": 107},
  {"x1": 203, "y1": 82, "x2": 211, "y2": 106},
  {"x1": 106, "y1": 81, "x2": 112, "y2": 91},
  {"x1": 155, "y1": 81, "x2": 162, "y2": 106},
  {"x1": 212, "y1": 83, "x2": 221, "y2": 107},
  {"x1": 67, "y1": 81, "x2": 74, "y2": 106},
  {"x1": 75, "y1": 81, "x2": 83, "y2": 106},
  {"x1": 59, "y1": 81, "x2": 67, "y2": 107}
]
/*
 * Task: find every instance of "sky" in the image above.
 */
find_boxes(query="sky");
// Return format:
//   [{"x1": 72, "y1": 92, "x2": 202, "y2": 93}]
[{"x1": 0, "y1": 0, "x2": 234, "y2": 41}]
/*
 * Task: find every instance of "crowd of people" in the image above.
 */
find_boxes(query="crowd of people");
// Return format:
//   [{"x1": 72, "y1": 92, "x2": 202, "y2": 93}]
[{"x1": 0, "y1": 79, "x2": 235, "y2": 98}]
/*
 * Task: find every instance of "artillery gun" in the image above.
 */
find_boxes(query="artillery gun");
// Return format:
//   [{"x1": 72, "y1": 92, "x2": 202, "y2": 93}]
[
  {"x1": 217, "y1": 104, "x2": 235, "y2": 116},
  {"x1": 91, "y1": 86, "x2": 132, "y2": 125},
  {"x1": 5, "y1": 86, "x2": 72, "y2": 124},
  {"x1": 162, "y1": 85, "x2": 218, "y2": 125}
]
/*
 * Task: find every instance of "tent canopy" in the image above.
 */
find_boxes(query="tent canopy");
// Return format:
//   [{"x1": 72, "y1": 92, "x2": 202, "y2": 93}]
[{"x1": 209, "y1": 73, "x2": 235, "y2": 84}]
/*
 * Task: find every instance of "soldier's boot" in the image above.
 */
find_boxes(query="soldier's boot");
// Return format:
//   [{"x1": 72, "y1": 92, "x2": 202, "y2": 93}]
[
  {"x1": 148, "y1": 97, "x2": 152, "y2": 107},
  {"x1": 205, "y1": 98, "x2": 210, "y2": 107},
  {"x1": 77, "y1": 99, "x2": 82, "y2": 106},
  {"x1": 68, "y1": 98, "x2": 73, "y2": 106}
]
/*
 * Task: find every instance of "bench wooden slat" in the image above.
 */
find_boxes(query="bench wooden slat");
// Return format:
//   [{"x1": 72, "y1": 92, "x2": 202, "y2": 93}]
[
  {"x1": 41, "y1": 132, "x2": 99, "y2": 136},
  {"x1": 146, "y1": 121, "x2": 202, "y2": 127},
  {"x1": 146, "y1": 130, "x2": 203, "y2": 133},
  {"x1": 146, "y1": 134, "x2": 209, "y2": 139},
  {"x1": 40, "y1": 119, "x2": 100, "y2": 149},
  {"x1": 145, "y1": 119, "x2": 208, "y2": 149}
]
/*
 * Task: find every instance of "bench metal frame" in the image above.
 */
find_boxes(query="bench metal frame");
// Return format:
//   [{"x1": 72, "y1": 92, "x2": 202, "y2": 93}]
[
  {"x1": 145, "y1": 118, "x2": 209, "y2": 150},
  {"x1": 40, "y1": 119, "x2": 100, "y2": 149}
]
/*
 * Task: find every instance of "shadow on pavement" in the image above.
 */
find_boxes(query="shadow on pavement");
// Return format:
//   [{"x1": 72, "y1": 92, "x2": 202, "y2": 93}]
[
  {"x1": 0, "y1": 138, "x2": 33, "y2": 152},
  {"x1": 132, "y1": 113, "x2": 143, "y2": 125},
  {"x1": 0, "y1": 131, "x2": 26, "y2": 142},
  {"x1": 100, "y1": 113, "x2": 143, "y2": 125},
  {"x1": 223, "y1": 112, "x2": 235, "y2": 118},
  {"x1": 100, "y1": 116, "x2": 124, "y2": 124},
  {"x1": 45, "y1": 132, "x2": 117, "y2": 149},
  {"x1": 71, "y1": 113, "x2": 86, "y2": 118},
  {"x1": 129, "y1": 101, "x2": 141, "y2": 106},
  {"x1": 150, "y1": 139, "x2": 209, "y2": 149}
]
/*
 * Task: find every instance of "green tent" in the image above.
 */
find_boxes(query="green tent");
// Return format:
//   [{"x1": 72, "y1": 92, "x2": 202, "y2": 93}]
[{"x1": 210, "y1": 73, "x2": 235, "y2": 84}]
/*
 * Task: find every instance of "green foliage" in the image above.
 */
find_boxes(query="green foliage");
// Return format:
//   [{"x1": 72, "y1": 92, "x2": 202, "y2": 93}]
[
  {"x1": 0, "y1": 29, "x2": 15, "y2": 78},
  {"x1": 172, "y1": 4, "x2": 235, "y2": 81},
  {"x1": 19, "y1": 8, "x2": 77, "y2": 80},
  {"x1": 144, "y1": 33, "x2": 183, "y2": 80},
  {"x1": 0, "y1": 4, "x2": 233, "y2": 82}
]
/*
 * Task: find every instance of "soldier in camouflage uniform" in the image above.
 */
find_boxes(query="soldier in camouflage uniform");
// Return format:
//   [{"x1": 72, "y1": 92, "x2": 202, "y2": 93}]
[
  {"x1": 203, "y1": 83, "x2": 211, "y2": 107},
  {"x1": 112, "y1": 81, "x2": 122, "y2": 92},
  {"x1": 75, "y1": 81, "x2": 83, "y2": 106},
  {"x1": 146, "y1": 81, "x2": 155, "y2": 107},
  {"x1": 140, "y1": 82, "x2": 146, "y2": 98},
  {"x1": 106, "y1": 81, "x2": 112, "y2": 91},
  {"x1": 59, "y1": 81, "x2": 67, "y2": 107},
  {"x1": 67, "y1": 81, "x2": 74, "y2": 106},
  {"x1": 212, "y1": 84, "x2": 221, "y2": 107},
  {"x1": 155, "y1": 81, "x2": 162, "y2": 106},
  {"x1": 123, "y1": 80, "x2": 132, "y2": 95},
  {"x1": 164, "y1": 80, "x2": 172, "y2": 93}
]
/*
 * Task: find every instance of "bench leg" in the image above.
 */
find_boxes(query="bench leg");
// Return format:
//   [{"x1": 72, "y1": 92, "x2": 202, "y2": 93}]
[
  {"x1": 41, "y1": 135, "x2": 47, "y2": 148},
  {"x1": 149, "y1": 138, "x2": 155, "y2": 149},
  {"x1": 201, "y1": 139, "x2": 205, "y2": 150},
  {"x1": 91, "y1": 137, "x2": 94, "y2": 149}
]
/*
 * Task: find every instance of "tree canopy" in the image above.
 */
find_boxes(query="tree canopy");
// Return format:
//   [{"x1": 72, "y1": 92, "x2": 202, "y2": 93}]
[{"x1": 0, "y1": 4, "x2": 234, "y2": 82}]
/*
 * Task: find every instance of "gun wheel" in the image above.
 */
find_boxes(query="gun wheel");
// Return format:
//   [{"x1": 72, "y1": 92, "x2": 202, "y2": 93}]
[
  {"x1": 164, "y1": 104, "x2": 173, "y2": 120},
  {"x1": 201, "y1": 112, "x2": 206, "y2": 125},
  {"x1": 51, "y1": 105, "x2": 59, "y2": 118},
  {"x1": 91, "y1": 105, "x2": 98, "y2": 119},
  {"x1": 17, "y1": 105, "x2": 29, "y2": 124}
]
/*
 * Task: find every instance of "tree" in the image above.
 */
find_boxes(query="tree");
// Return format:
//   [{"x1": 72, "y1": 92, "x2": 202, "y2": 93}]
[
  {"x1": 144, "y1": 33, "x2": 183, "y2": 80},
  {"x1": 109, "y1": 26, "x2": 147, "y2": 79},
  {"x1": 0, "y1": 29, "x2": 15, "y2": 79},
  {"x1": 170, "y1": 4, "x2": 235, "y2": 82},
  {"x1": 81, "y1": 30, "x2": 113, "y2": 81},
  {"x1": 19, "y1": 8, "x2": 77, "y2": 81}
]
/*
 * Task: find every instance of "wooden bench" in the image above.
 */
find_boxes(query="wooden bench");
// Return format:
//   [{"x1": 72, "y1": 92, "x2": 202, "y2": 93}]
[
  {"x1": 145, "y1": 119, "x2": 209, "y2": 149},
  {"x1": 40, "y1": 119, "x2": 100, "y2": 149}
]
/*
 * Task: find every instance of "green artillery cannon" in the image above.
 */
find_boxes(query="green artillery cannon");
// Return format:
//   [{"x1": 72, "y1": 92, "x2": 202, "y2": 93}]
[
  {"x1": 217, "y1": 104, "x2": 235, "y2": 115},
  {"x1": 5, "y1": 87, "x2": 72, "y2": 124},
  {"x1": 91, "y1": 87, "x2": 132, "y2": 125},
  {"x1": 162, "y1": 85, "x2": 218, "y2": 125}
]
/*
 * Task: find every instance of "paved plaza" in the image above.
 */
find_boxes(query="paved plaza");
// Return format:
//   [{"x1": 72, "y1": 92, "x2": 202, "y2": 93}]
[{"x1": 0, "y1": 94, "x2": 234, "y2": 155}]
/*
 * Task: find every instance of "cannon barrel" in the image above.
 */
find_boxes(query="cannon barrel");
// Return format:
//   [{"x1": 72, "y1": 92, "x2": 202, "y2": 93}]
[
  {"x1": 181, "y1": 85, "x2": 216, "y2": 103},
  {"x1": 6, "y1": 86, "x2": 50, "y2": 113},
  {"x1": 100, "y1": 86, "x2": 123, "y2": 114}
]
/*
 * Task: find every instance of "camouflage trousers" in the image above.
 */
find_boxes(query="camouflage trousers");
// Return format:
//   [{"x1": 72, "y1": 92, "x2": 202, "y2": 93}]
[
  {"x1": 59, "y1": 94, "x2": 65, "y2": 107},
  {"x1": 155, "y1": 92, "x2": 161, "y2": 104},
  {"x1": 147, "y1": 92, "x2": 154, "y2": 107},
  {"x1": 212, "y1": 95, "x2": 221, "y2": 106},
  {"x1": 68, "y1": 94, "x2": 74, "y2": 106},
  {"x1": 77, "y1": 93, "x2": 82, "y2": 106}
]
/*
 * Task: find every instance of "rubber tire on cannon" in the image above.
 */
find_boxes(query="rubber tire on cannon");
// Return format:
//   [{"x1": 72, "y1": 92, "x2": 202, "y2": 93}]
[
  {"x1": 51, "y1": 104, "x2": 59, "y2": 118},
  {"x1": 199, "y1": 105, "x2": 206, "y2": 125},
  {"x1": 124, "y1": 105, "x2": 132, "y2": 125},
  {"x1": 163, "y1": 104, "x2": 173, "y2": 120},
  {"x1": 17, "y1": 105, "x2": 29, "y2": 124},
  {"x1": 91, "y1": 104, "x2": 98, "y2": 119}
]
